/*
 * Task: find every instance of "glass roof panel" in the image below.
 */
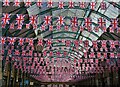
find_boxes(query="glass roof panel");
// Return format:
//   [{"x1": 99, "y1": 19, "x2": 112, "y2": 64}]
[
  {"x1": 89, "y1": 33, "x2": 98, "y2": 40},
  {"x1": 82, "y1": 30, "x2": 91, "y2": 37},
  {"x1": 76, "y1": 10, "x2": 85, "y2": 17},
  {"x1": 27, "y1": 4, "x2": 40, "y2": 16},
  {"x1": 104, "y1": 4, "x2": 119, "y2": 18},
  {"x1": 106, "y1": 19, "x2": 111, "y2": 28},
  {"x1": 52, "y1": 9, "x2": 66, "y2": 16}
]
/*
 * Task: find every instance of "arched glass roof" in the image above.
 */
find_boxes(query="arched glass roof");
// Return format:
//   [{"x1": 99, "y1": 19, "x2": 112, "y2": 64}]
[{"x1": 27, "y1": 1, "x2": 120, "y2": 62}]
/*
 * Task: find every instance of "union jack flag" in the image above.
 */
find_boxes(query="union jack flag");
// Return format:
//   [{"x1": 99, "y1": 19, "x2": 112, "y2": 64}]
[
  {"x1": 58, "y1": 1, "x2": 64, "y2": 9},
  {"x1": 29, "y1": 15, "x2": 37, "y2": 25},
  {"x1": 98, "y1": 18, "x2": 106, "y2": 28},
  {"x1": 92, "y1": 41, "x2": 97, "y2": 48},
  {"x1": 2, "y1": 24, "x2": 6, "y2": 28},
  {"x1": 72, "y1": 26, "x2": 77, "y2": 32},
  {"x1": 44, "y1": 16, "x2": 51, "y2": 25},
  {"x1": 56, "y1": 51, "x2": 60, "y2": 56},
  {"x1": 3, "y1": 0, "x2": 10, "y2": 6},
  {"x1": 14, "y1": 0, "x2": 20, "y2": 7},
  {"x1": 10, "y1": 23, "x2": 14, "y2": 29},
  {"x1": 15, "y1": 50, "x2": 20, "y2": 55},
  {"x1": 95, "y1": 59, "x2": 98, "y2": 64},
  {"x1": 47, "y1": 0, "x2": 53, "y2": 8},
  {"x1": 100, "y1": 2, "x2": 106, "y2": 10},
  {"x1": 64, "y1": 26, "x2": 68, "y2": 31},
  {"x1": 97, "y1": 52, "x2": 101, "y2": 58},
  {"x1": 73, "y1": 40, "x2": 79, "y2": 47},
  {"x1": 49, "y1": 51, "x2": 53, "y2": 56},
  {"x1": 29, "y1": 39, "x2": 33, "y2": 46},
  {"x1": 79, "y1": 26, "x2": 84, "y2": 32},
  {"x1": 1, "y1": 37, "x2": 6, "y2": 44},
  {"x1": 109, "y1": 27, "x2": 114, "y2": 33},
  {"x1": 65, "y1": 40, "x2": 71, "y2": 47},
  {"x1": 68, "y1": 1, "x2": 74, "y2": 8},
  {"x1": 49, "y1": 25, "x2": 53, "y2": 31},
  {"x1": 87, "y1": 26, "x2": 92, "y2": 32},
  {"x1": 101, "y1": 40, "x2": 106, "y2": 48},
  {"x1": 57, "y1": 16, "x2": 64, "y2": 25},
  {"x1": 36, "y1": 0, "x2": 42, "y2": 7},
  {"x1": 47, "y1": 39, "x2": 52, "y2": 46},
  {"x1": 79, "y1": 2, "x2": 86, "y2": 8},
  {"x1": 41, "y1": 25, "x2": 45, "y2": 31},
  {"x1": 9, "y1": 37, "x2": 16, "y2": 45},
  {"x1": 94, "y1": 26, "x2": 99, "y2": 32},
  {"x1": 17, "y1": 24, "x2": 22, "y2": 30},
  {"x1": 2, "y1": 13, "x2": 10, "y2": 25},
  {"x1": 16, "y1": 14, "x2": 24, "y2": 25},
  {"x1": 38, "y1": 39, "x2": 43, "y2": 46},
  {"x1": 84, "y1": 40, "x2": 89, "y2": 47},
  {"x1": 84, "y1": 18, "x2": 92, "y2": 28},
  {"x1": 110, "y1": 40, "x2": 115, "y2": 48},
  {"x1": 25, "y1": 0, "x2": 31, "y2": 7},
  {"x1": 8, "y1": 50, "x2": 11, "y2": 55},
  {"x1": 33, "y1": 24, "x2": 37, "y2": 29},
  {"x1": 90, "y1": 52, "x2": 95, "y2": 58},
  {"x1": 103, "y1": 53, "x2": 107, "y2": 58},
  {"x1": 111, "y1": 18, "x2": 118, "y2": 29},
  {"x1": 90, "y1": 2, "x2": 96, "y2": 10},
  {"x1": 57, "y1": 25, "x2": 61, "y2": 30},
  {"x1": 71, "y1": 17, "x2": 78, "y2": 27},
  {"x1": 19, "y1": 38, "x2": 24, "y2": 45},
  {"x1": 26, "y1": 24, "x2": 30, "y2": 29}
]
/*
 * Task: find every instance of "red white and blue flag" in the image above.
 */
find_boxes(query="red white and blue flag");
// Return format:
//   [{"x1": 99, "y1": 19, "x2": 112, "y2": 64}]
[
  {"x1": 58, "y1": 1, "x2": 64, "y2": 9},
  {"x1": 29, "y1": 15, "x2": 38, "y2": 25},
  {"x1": 47, "y1": 0, "x2": 53, "y2": 8},
  {"x1": 36, "y1": 0, "x2": 42, "y2": 7},
  {"x1": 68, "y1": 1, "x2": 74, "y2": 8},
  {"x1": 3, "y1": 0, "x2": 10, "y2": 6},
  {"x1": 16, "y1": 14, "x2": 24, "y2": 25},
  {"x1": 2, "y1": 13, "x2": 10, "y2": 25},
  {"x1": 98, "y1": 18, "x2": 106, "y2": 28},
  {"x1": 14, "y1": 0, "x2": 20, "y2": 7},
  {"x1": 44, "y1": 16, "x2": 51, "y2": 25},
  {"x1": 57, "y1": 16, "x2": 64, "y2": 25},
  {"x1": 111, "y1": 18, "x2": 118, "y2": 29},
  {"x1": 25, "y1": 0, "x2": 31, "y2": 7},
  {"x1": 71, "y1": 17, "x2": 78, "y2": 27}
]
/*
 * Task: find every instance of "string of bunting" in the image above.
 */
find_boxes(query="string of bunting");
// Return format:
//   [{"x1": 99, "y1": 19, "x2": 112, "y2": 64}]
[
  {"x1": 1, "y1": 37, "x2": 120, "y2": 48},
  {"x1": 3, "y1": 0, "x2": 108, "y2": 10},
  {"x1": 2, "y1": 13, "x2": 120, "y2": 33}
]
